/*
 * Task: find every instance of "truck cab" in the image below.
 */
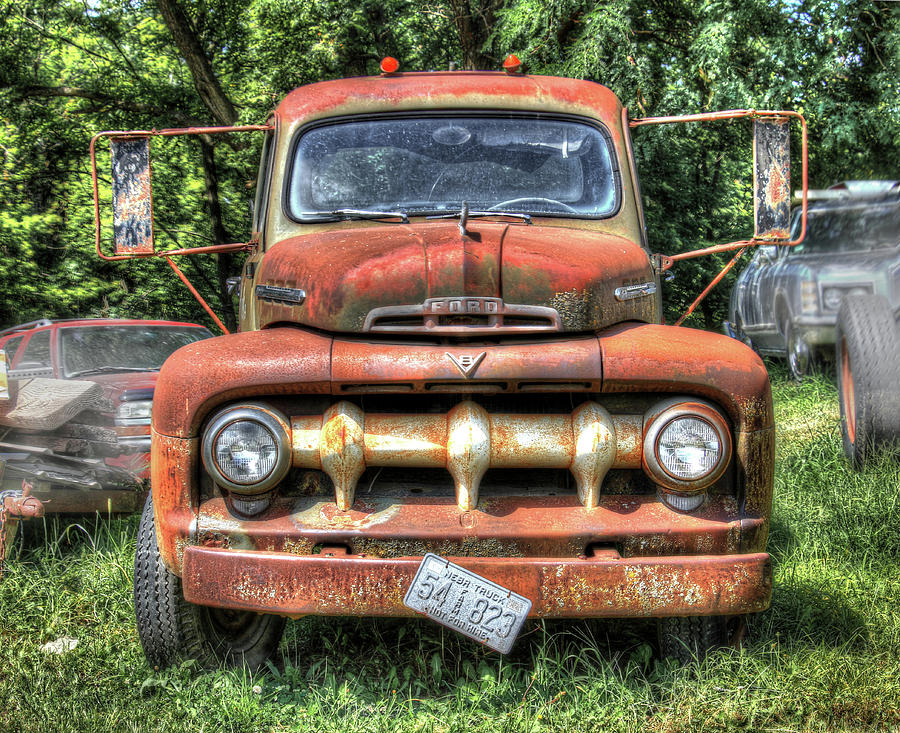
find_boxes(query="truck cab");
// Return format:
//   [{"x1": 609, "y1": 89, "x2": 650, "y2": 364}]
[{"x1": 134, "y1": 69, "x2": 775, "y2": 668}]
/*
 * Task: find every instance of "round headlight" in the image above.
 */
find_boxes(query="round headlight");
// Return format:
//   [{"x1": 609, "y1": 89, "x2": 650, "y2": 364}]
[
  {"x1": 657, "y1": 417, "x2": 720, "y2": 480},
  {"x1": 823, "y1": 288, "x2": 843, "y2": 311},
  {"x1": 214, "y1": 420, "x2": 278, "y2": 484},
  {"x1": 642, "y1": 399, "x2": 732, "y2": 493},
  {"x1": 202, "y1": 404, "x2": 291, "y2": 494}
]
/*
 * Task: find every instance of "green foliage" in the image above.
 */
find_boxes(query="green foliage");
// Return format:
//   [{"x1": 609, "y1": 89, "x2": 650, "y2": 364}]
[{"x1": 0, "y1": 0, "x2": 896, "y2": 329}]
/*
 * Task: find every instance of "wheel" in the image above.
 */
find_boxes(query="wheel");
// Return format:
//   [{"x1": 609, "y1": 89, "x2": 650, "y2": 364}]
[
  {"x1": 835, "y1": 295, "x2": 900, "y2": 468},
  {"x1": 658, "y1": 615, "x2": 729, "y2": 664},
  {"x1": 487, "y1": 197, "x2": 578, "y2": 213},
  {"x1": 785, "y1": 321, "x2": 813, "y2": 381},
  {"x1": 134, "y1": 495, "x2": 285, "y2": 670}
]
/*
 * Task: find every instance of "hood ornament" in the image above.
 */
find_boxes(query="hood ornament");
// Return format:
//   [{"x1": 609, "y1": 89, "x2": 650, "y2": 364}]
[{"x1": 446, "y1": 351, "x2": 486, "y2": 378}]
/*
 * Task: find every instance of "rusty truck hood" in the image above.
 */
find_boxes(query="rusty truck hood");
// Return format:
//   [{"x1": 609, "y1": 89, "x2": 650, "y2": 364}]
[{"x1": 255, "y1": 220, "x2": 656, "y2": 333}]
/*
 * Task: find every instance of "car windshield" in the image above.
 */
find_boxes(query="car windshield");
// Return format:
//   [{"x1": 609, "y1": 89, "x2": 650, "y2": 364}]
[
  {"x1": 60, "y1": 325, "x2": 212, "y2": 378},
  {"x1": 288, "y1": 116, "x2": 618, "y2": 219},
  {"x1": 796, "y1": 200, "x2": 900, "y2": 253}
]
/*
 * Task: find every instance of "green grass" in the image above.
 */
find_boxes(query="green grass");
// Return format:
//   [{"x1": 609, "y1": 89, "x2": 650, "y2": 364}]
[{"x1": 2, "y1": 364, "x2": 900, "y2": 732}]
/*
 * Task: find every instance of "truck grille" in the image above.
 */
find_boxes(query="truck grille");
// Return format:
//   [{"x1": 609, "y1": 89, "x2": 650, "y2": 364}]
[{"x1": 290, "y1": 398, "x2": 643, "y2": 511}]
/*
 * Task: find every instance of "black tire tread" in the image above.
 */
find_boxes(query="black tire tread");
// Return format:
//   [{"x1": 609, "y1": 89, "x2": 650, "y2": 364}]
[
  {"x1": 658, "y1": 615, "x2": 728, "y2": 665},
  {"x1": 835, "y1": 295, "x2": 900, "y2": 467},
  {"x1": 134, "y1": 495, "x2": 285, "y2": 670}
]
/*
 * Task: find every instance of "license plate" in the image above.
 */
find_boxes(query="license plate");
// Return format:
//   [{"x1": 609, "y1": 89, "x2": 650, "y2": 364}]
[{"x1": 403, "y1": 554, "x2": 532, "y2": 654}]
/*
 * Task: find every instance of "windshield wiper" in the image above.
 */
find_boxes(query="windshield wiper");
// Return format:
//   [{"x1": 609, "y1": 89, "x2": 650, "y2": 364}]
[
  {"x1": 67, "y1": 366, "x2": 158, "y2": 378},
  {"x1": 427, "y1": 203, "x2": 532, "y2": 236},
  {"x1": 306, "y1": 208, "x2": 409, "y2": 223}
]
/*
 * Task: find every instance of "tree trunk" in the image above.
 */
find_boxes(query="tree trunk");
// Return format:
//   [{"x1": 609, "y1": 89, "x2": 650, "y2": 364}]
[
  {"x1": 199, "y1": 141, "x2": 237, "y2": 331},
  {"x1": 446, "y1": 0, "x2": 501, "y2": 70},
  {"x1": 155, "y1": 0, "x2": 237, "y2": 126}
]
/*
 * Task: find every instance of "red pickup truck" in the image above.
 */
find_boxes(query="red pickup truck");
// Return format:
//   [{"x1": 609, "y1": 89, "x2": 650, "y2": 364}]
[{"x1": 0, "y1": 318, "x2": 212, "y2": 507}]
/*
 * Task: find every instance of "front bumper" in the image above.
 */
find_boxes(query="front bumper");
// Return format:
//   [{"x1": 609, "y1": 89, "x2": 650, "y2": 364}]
[
  {"x1": 181, "y1": 546, "x2": 772, "y2": 618},
  {"x1": 792, "y1": 314, "x2": 837, "y2": 347}
]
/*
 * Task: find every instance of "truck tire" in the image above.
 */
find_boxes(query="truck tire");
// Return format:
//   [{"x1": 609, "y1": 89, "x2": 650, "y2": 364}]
[
  {"x1": 657, "y1": 615, "x2": 728, "y2": 664},
  {"x1": 134, "y1": 495, "x2": 285, "y2": 670},
  {"x1": 835, "y1": 295, "x2": 900, "y2": 468}
]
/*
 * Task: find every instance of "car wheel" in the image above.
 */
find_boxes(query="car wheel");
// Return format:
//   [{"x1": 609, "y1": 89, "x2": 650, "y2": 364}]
[
  {"x1": 835, "y1": 295, "x2": 900, "y2": 468},
  {"x1": 134, "y1": 495, "x2": 285, "y2": 670},
  {"x1": 785, "y1": 322, "x2": 812, "y2": 381},
  {"x1": 657, "y1": 615, "x2": 729, "y2": 664}
]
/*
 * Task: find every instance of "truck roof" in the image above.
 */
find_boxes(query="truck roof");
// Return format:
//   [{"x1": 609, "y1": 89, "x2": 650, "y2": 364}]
[{"x1": 275, "y1": 72, "x2": 624, "y2": 130}]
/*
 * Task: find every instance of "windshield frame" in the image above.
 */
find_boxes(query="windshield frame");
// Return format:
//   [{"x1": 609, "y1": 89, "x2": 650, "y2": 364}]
[{"x1": 283, "y1": 110, "x2": 622, "y2": 223}]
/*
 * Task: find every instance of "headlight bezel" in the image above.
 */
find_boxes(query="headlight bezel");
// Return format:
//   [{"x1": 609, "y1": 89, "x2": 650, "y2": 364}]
[
  {"x1": 201, "y1": 403, "x2": 292, "y2": 495},
  {"x1": 642, "y1": 399, "x2": 732, "y2": 494}
]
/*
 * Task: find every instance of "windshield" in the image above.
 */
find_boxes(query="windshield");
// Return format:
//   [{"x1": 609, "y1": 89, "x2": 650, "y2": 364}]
[
  {"x1": 794, "y1": 200, "x2": 900, "y2": 254},
  {"x1": 60, "y1": 325, "x2": 212, "y2": 378},
  {"x1": 288, "y1": 116, "x2": 618, "y2": 219}
]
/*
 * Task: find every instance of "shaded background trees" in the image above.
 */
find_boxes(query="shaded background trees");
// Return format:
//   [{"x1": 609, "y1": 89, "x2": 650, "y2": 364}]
[{"x1": 1, "y1": 0, "x2": 896, "y2": 331}]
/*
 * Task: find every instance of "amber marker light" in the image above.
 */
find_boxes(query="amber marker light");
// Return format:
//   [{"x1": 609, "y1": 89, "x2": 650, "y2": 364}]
[
  {"x1": 502, "y1": 54, "x2": 523, "y2": 73},
  {"x1": 380, "y1": 56, "x2": 400, "y2": 74}
]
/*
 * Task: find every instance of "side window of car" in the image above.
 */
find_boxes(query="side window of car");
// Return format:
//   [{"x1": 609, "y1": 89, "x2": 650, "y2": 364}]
[
  {"x1": 2, "y1": 335, "x2": 24, "y2": 365},
  {"x1": 9, "y1": 330, "x2": 53, "y2": 378}
]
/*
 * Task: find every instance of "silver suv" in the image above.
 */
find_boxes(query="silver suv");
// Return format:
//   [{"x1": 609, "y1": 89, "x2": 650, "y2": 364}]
[{"x1": 726, "y1": 181, "x2": 899, "y2": 465}]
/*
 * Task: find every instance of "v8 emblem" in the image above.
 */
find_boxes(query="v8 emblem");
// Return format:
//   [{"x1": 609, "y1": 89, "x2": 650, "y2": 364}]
[{"x1": 446, "y1": 351, "x2": 486, "y2": 379}]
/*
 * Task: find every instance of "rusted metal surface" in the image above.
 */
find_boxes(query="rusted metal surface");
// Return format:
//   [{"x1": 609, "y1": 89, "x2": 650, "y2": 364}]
[
  {"x1": 151, "y1": 431, "x2": 199, "y2": 572},
  {"x1": 152, "y1": 328, "x2": 333, "y2": 438},
  {"x1": 292, "y1": 400, "x2": 624, "y2": 510},
  {"x1": 331, "y1": 334, "x2": 602, "y2": 391},
  {"x1": 165, "y1": 257, "x2": 230, "y2": 335},
  {"x1": 364, "y1": 297, "x2": 562, "y2": 335},
  {"x1": 181, "y1": 546, "x2": 772, "y2": 618},
  {"x1": 1, "y1": 481, "x2": 45, "y2": 567},
  {"x1": 753, "y1": 117, "x2": 791, "y2": 239},
  {"x1": 2, "y1": 482, "x2": 47, "y2": 520},
  {"x1": 674, "y1": 247, "x2": 748, "y2": 327},
  {"x1": 255, "y1": 222, "x2": 655, "y2": 334},
  {"x1": 110, "y1": 137, "x2": 154, "y2": 255},
  {"x1": 599, "y1": 323, "x2": 772, "y2": 433},
  {"x1": 194, "y1": 493, "x2": 755, "y2": 560}
]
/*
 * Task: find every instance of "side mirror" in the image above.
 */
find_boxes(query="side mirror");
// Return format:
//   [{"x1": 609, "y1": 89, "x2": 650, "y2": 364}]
[
  {"x1": 758, "y1": 245, "x2": 778, "y2": 263},
  {"x1": 629, "y1": 108, "x2": 808, "y2": 326},
  {"x1": 630, "y1": 109, "x2": 807, "y2": 262},
  {"x1": 110, "y1": 137, "x2": 154, "y2": 255},
  {"x1": 91, "y1": 124, "x2": 272, "y2": 261},
  {"x1": 753, "y1": 117, "x2": 791, "y2": 240}
]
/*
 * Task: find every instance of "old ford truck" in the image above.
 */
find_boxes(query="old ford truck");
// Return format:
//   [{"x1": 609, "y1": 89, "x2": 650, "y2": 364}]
[{"x1": 91, "y1": 60, "x2": 806, "y2": 667}]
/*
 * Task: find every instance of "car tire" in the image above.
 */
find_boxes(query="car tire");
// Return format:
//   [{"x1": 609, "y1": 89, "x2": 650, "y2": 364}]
[
  {"x1": 785, "y1": 321, "x2": 813, "y2": 381},
  {"x1": 134, "y1": 495, "x2": 286, "y2": 670},
  {"x1": 657, "y1": 615, "x2": 729, "y2": 664},
  {"x1": 835, "y1": 295, "x2": 900, "y2": 468}
]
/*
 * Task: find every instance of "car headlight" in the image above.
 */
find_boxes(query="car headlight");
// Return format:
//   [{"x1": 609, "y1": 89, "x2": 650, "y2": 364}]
[
  {"x1": 201, "y1": 404, "x2": 291, "y2": 494},
  {"x1": 822, "y1": 287, "x2": 843, "y2": 311},
  {"x1": 115, "y1": 399, "x2": 153, "y2": 426},
  {"x1": 657, "y1": 417, "x2": 721, "y2": 480},
  {"x1": 643, "y1": 399, "x2": 732, "y2": 507}
]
